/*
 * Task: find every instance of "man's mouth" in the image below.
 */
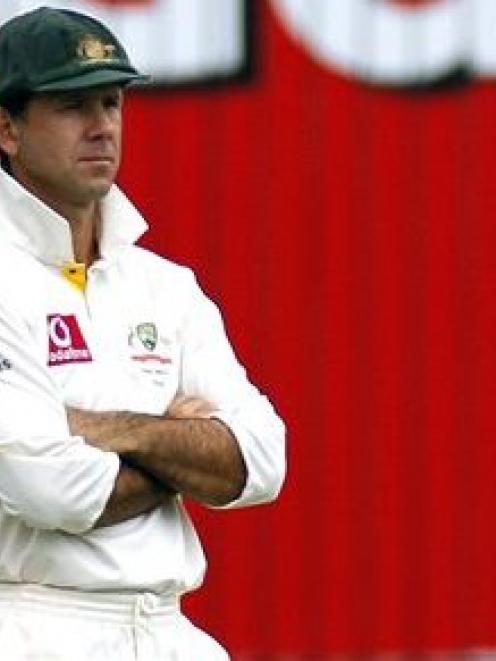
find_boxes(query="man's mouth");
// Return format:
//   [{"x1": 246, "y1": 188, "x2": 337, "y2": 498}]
[{"x1": 79, "y1": 156, "x2": 114, "y2": 163}]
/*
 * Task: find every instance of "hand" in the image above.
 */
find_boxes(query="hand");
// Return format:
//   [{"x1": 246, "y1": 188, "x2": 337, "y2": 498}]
[{"x1": 167, "y1": 395, "x2": 217, "y2": 420}]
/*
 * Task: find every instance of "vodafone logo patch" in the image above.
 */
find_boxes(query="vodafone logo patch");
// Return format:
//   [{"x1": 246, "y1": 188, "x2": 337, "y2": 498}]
[{"x1": 47, "y1": 315, "x2": 92, "y2": 367}]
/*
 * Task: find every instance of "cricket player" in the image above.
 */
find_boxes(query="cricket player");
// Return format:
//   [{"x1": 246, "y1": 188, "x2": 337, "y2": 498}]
[{"x1": 0, "y1": 7, "x2": 286, "y2": 660}]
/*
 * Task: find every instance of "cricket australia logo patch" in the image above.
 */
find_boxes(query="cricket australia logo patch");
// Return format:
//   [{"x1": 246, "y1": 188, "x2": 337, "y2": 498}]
[
  {"x1": 47, "y1": 314, "x2": 92, "y2": 367},
  {"x1": 128, "y1": 322, "x2": 172, "y2": 367},
  {"x1": 136, "y1": 322, "x2": 158, "y2": 352}
]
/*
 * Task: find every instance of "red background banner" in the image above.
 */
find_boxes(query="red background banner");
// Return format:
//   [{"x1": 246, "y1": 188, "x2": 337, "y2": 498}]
[{"x1": 119, "y1": 2, "x2": 496, "y2": 657}]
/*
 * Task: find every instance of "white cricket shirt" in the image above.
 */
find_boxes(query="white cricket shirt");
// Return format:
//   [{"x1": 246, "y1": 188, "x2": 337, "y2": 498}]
[{"x1": 0, "y1": 168, "x2": 286, "y2": 594}]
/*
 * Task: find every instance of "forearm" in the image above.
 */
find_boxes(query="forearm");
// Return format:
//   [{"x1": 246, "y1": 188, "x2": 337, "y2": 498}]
[
  {"x1": 95, "y1": 461, "x2": 170, "y2": 528},
  {"x1": 67, "y1": 408, "x2": 176, "y2": 527},
  {"x1": 68, "y1": 408, "x2": 247, "y2": 506},
  {"x1": 122, "y1": 416, "x2": 246, "y2": 506}
]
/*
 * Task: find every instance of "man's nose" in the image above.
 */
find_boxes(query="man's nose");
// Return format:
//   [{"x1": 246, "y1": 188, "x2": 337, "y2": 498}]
[{"x1": 86, "y1": 104, "x2": 117, "y2": 137}]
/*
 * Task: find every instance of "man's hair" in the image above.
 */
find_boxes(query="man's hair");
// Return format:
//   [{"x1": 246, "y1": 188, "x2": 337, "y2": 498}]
[
  {"x1": 0, "y1": 93, "x2": 31, "y2": 171},
  {"x1": 1, "y1": 94, "x2": 31, "y2": 118}
]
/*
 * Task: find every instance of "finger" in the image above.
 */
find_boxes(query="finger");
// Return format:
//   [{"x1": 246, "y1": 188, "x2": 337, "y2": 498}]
[
  {"x1": 172, "y1": 400, "x2": 212, "y2": 418},
  {"x1": 168, "y1": 396, "x2": 216, "y2": 419}
]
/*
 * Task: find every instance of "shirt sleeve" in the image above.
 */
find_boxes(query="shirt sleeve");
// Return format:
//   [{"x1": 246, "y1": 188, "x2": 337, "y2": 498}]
[
  {"x1": 179, "y1": 272, "x2": 287, "y2": 508},
  {"x1": 0, "y1": 300, "x2": 120, "y2": 534}
]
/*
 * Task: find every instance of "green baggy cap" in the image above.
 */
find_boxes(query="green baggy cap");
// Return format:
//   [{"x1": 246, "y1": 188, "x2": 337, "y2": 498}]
[{"x1": 0, "y1": 6, "x2": 147, "y2": 104}]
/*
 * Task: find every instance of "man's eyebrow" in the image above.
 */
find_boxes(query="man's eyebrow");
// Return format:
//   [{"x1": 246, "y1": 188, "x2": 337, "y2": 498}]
[
  {"x1": 63, "y1": 94, "x2": 84, "y2": 101},
  {"x1": 48, "y1": 92, "x2": 85, "y2": 104}
]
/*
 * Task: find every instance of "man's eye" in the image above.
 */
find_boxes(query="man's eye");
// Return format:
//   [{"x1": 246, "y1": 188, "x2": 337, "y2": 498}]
[
  {"x1": 61, "y1": 100, "x2": 83, "y2": 110},
  {"x1": 105, "y1": 97, "x2": 121, "y2": 109}
]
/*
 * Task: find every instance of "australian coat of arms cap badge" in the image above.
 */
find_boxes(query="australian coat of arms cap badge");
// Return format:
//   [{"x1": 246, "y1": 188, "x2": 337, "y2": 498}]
[{"x1": 76, "y1": 35, "x2": 117, "y2": 62}]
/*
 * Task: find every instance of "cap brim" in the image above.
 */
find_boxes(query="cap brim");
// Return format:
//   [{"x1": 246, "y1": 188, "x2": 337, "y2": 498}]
[{"x1": 35, "y1": 68, "x2": 149, "y2": 93}]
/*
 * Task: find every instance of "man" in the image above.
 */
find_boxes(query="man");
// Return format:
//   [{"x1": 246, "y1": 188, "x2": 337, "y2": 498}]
[{"x1": 0, "y1": 7, "x2": 286, "y2": 660}]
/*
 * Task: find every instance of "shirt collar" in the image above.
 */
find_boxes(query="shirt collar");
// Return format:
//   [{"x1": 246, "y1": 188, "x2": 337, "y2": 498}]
[{"x1": 0, "y1": 167, "x2": 148, "y2": 265}]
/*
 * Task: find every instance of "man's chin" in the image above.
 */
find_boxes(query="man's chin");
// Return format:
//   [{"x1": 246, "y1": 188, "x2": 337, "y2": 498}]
[
  {"x1": 77, "y1": 161, "x2": 117, "y2": 186},
  {"x1": 91, "y1": 176, "x2": 114, "y2": 192},
  {"x1": 78, "y1": 173, "x2": 116, "y2": 199}
]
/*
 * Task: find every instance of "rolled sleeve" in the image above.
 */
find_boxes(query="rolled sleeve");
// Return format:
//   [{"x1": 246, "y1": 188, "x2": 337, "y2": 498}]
[
  {"x1": 212, "y1": 408, "x2": 286, "y2": 508},
  {"x1": 179, "y1": 272, "x2": 287, "y2": 508},
  {"x1": 0, "y1": 440, "x2": 119, "y2": 534},
  {"x1": 0, "y1": 300, "x2": 119, "y2": 533}
]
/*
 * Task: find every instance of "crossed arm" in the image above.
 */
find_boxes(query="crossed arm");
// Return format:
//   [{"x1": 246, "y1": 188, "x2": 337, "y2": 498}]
[{"x1": 67, "y1": 396, "x2": 247, "y2": 528}]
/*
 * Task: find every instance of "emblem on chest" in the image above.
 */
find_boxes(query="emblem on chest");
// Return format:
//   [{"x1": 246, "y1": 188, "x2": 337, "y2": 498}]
[{"x1": 128, "y1": 322, "x2": 173, "y2": 366}]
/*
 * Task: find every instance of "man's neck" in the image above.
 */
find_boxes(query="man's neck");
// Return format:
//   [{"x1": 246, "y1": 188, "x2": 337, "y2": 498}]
[{"x1": 70, "y1": 210, "x2": 100, "y2": 266}]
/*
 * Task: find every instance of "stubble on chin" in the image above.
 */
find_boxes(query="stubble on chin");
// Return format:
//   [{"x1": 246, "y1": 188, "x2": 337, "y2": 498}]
[{"x1": 70, "y1": 165, "x2": 118, "y2": 204}]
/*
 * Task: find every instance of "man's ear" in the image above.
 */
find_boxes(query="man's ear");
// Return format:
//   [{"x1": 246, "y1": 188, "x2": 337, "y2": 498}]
[{"x1": 0, "y1": 107, "x2": 20, "y2": 158}]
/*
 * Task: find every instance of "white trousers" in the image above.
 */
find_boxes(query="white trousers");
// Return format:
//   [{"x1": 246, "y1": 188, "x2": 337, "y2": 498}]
[{"x1": 0, "y1": 584, "x2": 229, "y2": 661}]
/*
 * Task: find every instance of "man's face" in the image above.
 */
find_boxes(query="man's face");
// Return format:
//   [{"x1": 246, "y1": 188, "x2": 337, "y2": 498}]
[{"x1": 0, "y1": 86, "x2": 123, "y2": 210}]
